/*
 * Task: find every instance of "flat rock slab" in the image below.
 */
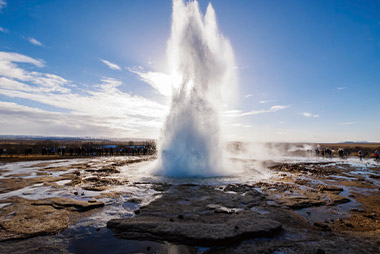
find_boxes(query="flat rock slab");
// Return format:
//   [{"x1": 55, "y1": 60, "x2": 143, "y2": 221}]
[
  {"x1": 108, "y1": 184, "x2": 282, "y2": 246},
  {"x1": 32, "y1": 197, "x2": 104, "y2": 211},
  {"x1": 0, "y1": 197, "x2": 104, "y2": 241},
  {"x1": 108, "y1": 213, "x2": 281, "y2": 246}
]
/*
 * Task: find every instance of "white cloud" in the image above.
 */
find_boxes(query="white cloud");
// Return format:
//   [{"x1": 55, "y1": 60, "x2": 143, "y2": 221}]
[
  {"x1": 338, "y1": 122, "x2": 355, "y2": 125},
  {"x1": 224, "y1": 105, "x2": 290, "y2": 118},
  {"x1": 245, "y1": 94, "x2": 253, "y2": 98},
  {"x1": 100, "y1": 59, "x2": 121, "y2": 71},
  {"x1": 0, "y1": 51, "x2": 70, "y2": 93},
  {"x1": 302, "y1": 112, "x2": 311, "y2": 117},
  {"x1": 129, "y1": 67, "x2": 173, "y2": 96},
  {"x1": 0, "y1": 0, "x2": 6, "y2": 12},
  {"x1": 302, "y1": 112, "x2": 319, "y2": 118},
  {"x1": 337, "y1": 87, "x2": 346, "y2": 90},
  {"x1": 0, "y1": 101, "x2": 139, "y2": 136},
  {"x1": 0, "y1": 77, "x2": 35, "y2": 92},
  {"x1": 0, "y1": 27, "x2": 8, "y2": 33},
  {"x1": 28, "y1": 37, "x2": 43, "y2": 46},
  {"x1": 0, "y1": 51, "x2": 44, "y2": 67},
  {"x1": 259, "y1": 100, "x2": 271, "y2": 104},
  {"x1": 0, "y1": 51, "x2": 169, "y2": 137}
]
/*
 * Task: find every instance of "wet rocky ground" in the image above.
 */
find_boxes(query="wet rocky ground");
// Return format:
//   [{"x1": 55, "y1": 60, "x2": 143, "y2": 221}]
[{"x1": 0, "y1": 156, "x2": 380, "y2": 253}]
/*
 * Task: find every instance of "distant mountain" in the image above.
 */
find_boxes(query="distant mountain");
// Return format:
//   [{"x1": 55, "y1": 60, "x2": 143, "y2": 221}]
[{"x1": 339, "y1": 141, "x2": 369, "y2": 144}]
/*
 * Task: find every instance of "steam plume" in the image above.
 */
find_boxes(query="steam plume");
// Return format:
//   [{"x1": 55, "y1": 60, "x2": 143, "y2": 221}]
[{"x1": 155, "y1": 0, "x2": 236, "y2": 177}]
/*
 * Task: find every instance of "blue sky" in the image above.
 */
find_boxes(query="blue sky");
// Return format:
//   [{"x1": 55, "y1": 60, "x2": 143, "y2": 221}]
[{"x1": 0, "y1": 0, "x2": 379, "y2": 142}]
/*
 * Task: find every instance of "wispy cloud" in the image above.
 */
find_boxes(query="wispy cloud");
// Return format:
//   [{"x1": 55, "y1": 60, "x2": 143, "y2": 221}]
[
  {"x1": 0, "y1": 0, "x2": 6, "y2": 12},
  {"x1": 0, "y1": 51, "x2": 169, "y2": 137},
  {"x1": 259, "y1": 100, "x2": 271, "y2": 104},
  {"x1": 0, "y1": 52, "x2": 70, "y2": 93},
  {"x1": 302, "y1": 112, "x2": 319, "y2": 118},
  {"x1": 245, "y1": 94, "x2": 253, "y2": 98},
  {"x1": 100, "y1": 59, "x2": 121, "y2": 71},
  {"x1": 0, "y1": 27, "x2": 8, "y2": 33},
  {"x1": 338, "y1": 122, "x2": 355, "y2": 125},
  {"x1": 303, "y1": 112, "x2": 311, "y2": 117},
  {"x1": 224, "y1": 105, "x2": 290, "y2": 117},
  {"x1": 28, "y1": 37, "x2": 43, "y2": 46},
  {"x1": 337, "y1": 87, "x2": 346, "y2": 90},
  {"x1": 129, "y1": 67, "x2": 173, "y2": 97}
]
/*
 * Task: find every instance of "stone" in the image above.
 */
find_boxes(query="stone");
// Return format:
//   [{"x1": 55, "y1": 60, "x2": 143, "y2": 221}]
[
  {"x1": 107, "y1": 184, "x2": 282, "y2": 246},
  {"x1": 0, "y1": 197, "x2": 104, "y2": 240},
  {"x1": 32, "y1": 197, "x2": 104, "y2": 211},
  {"x1": 108, "y1": 215, "x2": 282, "y2": 246},
  {"x1": 318, "y1": 185, "x2": 344, "y2": 192}
]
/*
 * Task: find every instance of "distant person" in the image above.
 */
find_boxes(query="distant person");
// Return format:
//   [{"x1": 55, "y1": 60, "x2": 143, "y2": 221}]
[
  {"x1": 315, "y1": 148, "x2": 320, "y2": 157},
  {"x1": 327, "y1": 149, "x2": 332, "y2": 158},
  {"x1": 338, "y1": 149, "x2": 344, "y2": 158},
  {"x1": 358, "y1": 150, "x2": 364, "y2": 161},
  {"x1": 374, "y1": 150, "x2": 380, "y2": 161}
]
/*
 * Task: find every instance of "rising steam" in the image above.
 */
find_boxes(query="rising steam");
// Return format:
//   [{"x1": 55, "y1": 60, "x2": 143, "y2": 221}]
[{"x1": 155, "y1": 0, "x2": 237, "y2": 177}]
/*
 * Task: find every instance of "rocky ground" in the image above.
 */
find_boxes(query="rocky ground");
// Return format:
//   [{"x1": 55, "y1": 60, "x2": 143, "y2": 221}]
[{"x1": 0, "y1": 156, "x2": 380, "y2": 253}]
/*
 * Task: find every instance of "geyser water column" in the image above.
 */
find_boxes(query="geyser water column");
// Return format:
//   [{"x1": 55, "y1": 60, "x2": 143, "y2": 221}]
[{"x1": 155, "y1": 0, "x2": 237, "y2": 177}]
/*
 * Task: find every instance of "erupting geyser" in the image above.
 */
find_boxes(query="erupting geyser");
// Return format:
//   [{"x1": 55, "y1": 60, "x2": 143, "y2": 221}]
[{"x1": 156, "y1": 0, "x2": 237, "y2": 177}]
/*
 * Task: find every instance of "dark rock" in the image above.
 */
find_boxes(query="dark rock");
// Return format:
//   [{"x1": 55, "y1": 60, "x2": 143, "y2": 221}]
[
  {"x1": 281, "y1": 196, "x2": 326, "y2": 209},
  {"x1": 318, "y1": 185, "x2": 344, "y2": 192},
  {"x1": 313, "y1": 222, "x2": 330, "y2": 231},
  {"x1": 345, "y1": 223, "x2": 354, "y2": 228},
  {"x1": 369, "y1": 174, "x2": 380, "y2": 179},
  {"x1": 83, "y1": 186, "x2": 107, "y2": 191},
  {"x1": 363, "y1": 213, "x2": 377, "y2": 219},
  {"x1": 127, "y1": 198, "x2": 142, "y2": 204},
  {"x1": 350, "y1": 208, "x2": 364, "y2": 213},
  {"x1": 327, "y1": 195, "x2": 350, "y2": 205},
  {"x1": 32, "y1": 197, "x2": 104, "y2": 211},
  {"x1": 107, "y1": 184, "x2": 282, "y2": 246},
  {"x1": 96, "y1": 167, "x2": 120, "y2": 174},
  {"x1": 108, "y1": 215, "x2": 282, "y2": 246},
  {"x1": 152, "y1": 183, "x2": 172, "y2": 192},
  {"x1": 224, "y1": 184, "x2": 254, "y2": 193}
]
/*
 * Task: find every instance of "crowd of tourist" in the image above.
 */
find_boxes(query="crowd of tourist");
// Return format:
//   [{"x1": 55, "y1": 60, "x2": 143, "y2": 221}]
[
  {"x1": 0, "y1": 144, "x2": 156, "y2": 157},
  {"x1": 315, "y1": 147, "x2": 379, "y2": 161}
]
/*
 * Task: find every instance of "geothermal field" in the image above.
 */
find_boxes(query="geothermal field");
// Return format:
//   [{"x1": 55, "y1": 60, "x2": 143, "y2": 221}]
[
  {"x1": 1, "y1": 144, "x2": 380, "y2": 253},
  {"x1": 1, "y1": 0, "x2": 380, "y2": 253}
]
